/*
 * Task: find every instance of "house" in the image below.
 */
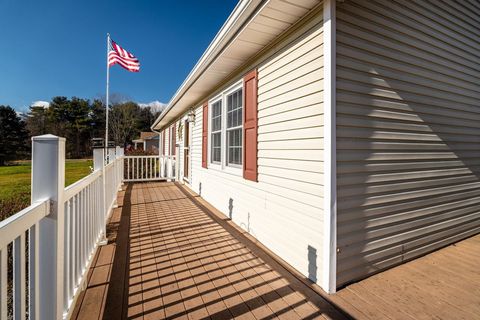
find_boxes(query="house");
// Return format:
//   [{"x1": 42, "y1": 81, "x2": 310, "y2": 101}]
[
  {"x1": 132, "y1": 131, "x2": 160, "y2": 153},
  {"x1": 151, "y1": 0, "x2": 480, "y2": 293}
]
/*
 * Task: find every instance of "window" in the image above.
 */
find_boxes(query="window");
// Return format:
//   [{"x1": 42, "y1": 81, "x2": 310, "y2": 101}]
[
  {"x1": 210, "y1": 100, "x2": 222, "y2": 163},
  {"x1": 208, "y1": 83, "x2": 243, "y2": 171},
  {"x1": 226, "y1": 89, "x2": 243, "y2": 166}
]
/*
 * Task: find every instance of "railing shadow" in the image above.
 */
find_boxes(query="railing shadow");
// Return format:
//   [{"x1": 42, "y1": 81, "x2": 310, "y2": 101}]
[{"x1": 103, "y1": 183, "x2": 133, "y2": 320}]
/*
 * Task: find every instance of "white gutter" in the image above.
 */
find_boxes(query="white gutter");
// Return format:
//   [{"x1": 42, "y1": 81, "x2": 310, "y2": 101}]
[{"x1": 151, "y1": 0, "x2": 264, "y2": 131}]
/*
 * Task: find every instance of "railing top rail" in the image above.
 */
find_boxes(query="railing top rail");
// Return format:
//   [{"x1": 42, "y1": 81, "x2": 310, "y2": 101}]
[
  {"x1": 64, "y1": 169, "x2": 102, "y2": 200},
  {"x1": 124, "y1": 155, "x2": 164, "y2": 158},
  {"x1": 0, "y1": 199, "x2": 50, "y2": 248}
]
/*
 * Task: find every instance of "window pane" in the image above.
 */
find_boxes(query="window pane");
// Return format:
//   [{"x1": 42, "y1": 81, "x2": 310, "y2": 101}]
[
  {"x1": 226, "y1": 89, "x2": 243, "y2": 129},
  {"x1": 227, "y1": 128, "x2": 242, "y2": 165},
  {"x1": 211, "y1": 132, "x2": 221, "y2": 163},
  {"x1": 211, "y1": 101, "x2": 222, "y2": 132}
]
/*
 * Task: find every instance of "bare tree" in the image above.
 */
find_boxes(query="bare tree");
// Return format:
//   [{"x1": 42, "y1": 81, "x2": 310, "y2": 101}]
[{"x1": 109, "y1": 102, "x2": 139, "y2": 146}]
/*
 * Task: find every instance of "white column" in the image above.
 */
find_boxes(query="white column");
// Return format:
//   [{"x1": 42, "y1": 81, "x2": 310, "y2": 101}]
[
  {"x1": 31, "y1": 134, "x2": 66, "y2": 319},
  {"x1": 93, "y1": 148, "x2": 104, "y2": 171},
  {"x1": 108, "y1": 147, "x2": 115, "y2": 163},
  {"x1": 323, "y1": 0, "x2": 337, "y2": 294},
  {"x1": 116, "y1": 146, "x2": 125, "y2": 186},
  {"x1": 115, "y1": 146, "x2": 124, "y2": 157}
]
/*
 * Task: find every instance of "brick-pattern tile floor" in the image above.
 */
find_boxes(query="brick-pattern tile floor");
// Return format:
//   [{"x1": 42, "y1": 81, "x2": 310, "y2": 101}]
[{"x1": 73, "y1": 182, "x2": 346, "y2": 320}]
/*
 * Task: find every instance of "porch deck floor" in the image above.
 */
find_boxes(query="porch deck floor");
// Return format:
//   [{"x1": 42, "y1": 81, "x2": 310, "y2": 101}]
[
  {"x1": 71, "y1": 182, "x2": 345, "y2": 320},
  {"x1": 331, "y1": 233, "x2": 480, "y2": 320},
  {"x1": 70, "y1": 181, "x2": 480, "y2": 320}
]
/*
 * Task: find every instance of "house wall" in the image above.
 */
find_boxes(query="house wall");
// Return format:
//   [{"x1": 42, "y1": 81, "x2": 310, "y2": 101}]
[
  {"x1": 335, "y1": 0, "x2": 480, "y2": 286},
  {"x1": 186, "y1": 11, "x2": 325, "y2": 283}
]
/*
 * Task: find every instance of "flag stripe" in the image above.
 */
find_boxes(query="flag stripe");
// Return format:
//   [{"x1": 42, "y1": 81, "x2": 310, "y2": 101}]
[
  {"x1": 109, "y1": 39, "x2": 140, "y2": 72},
  {"x1": 108, "y1": 52, "x2": 139, "y2": 66},
  {"x1": 108, "y1": 58, "x2": 140, "y2": 71}
]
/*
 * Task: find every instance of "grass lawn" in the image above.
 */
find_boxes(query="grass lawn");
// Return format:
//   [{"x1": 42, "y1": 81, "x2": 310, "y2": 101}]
[{"x1": 0, "y1": 159, "x2": 93, "y2": 220}]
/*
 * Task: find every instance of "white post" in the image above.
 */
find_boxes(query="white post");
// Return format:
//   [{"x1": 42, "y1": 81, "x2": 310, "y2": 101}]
[
  {"x1": 323, "y1": 0, "x2": 337, "y2": 294},
  {"x1": 93, "y1": 148, "x2": 104, "y2": 171},
  {"x1": 116, "y1": 146, "x2": 124, "y2": 186},
  {"x1": 108, "y1": 147, "x2": 115, "y2": 163},
  {"x1": 31, "y1": 134, "x2": 66, "y2": 320},
  {"x1": 115, "y1": 146, "x2": 123, "y2": 157}
]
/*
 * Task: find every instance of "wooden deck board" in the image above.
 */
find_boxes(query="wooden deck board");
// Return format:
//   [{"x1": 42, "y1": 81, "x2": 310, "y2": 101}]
[
  {"x1": 72, "y1": 182, "x2": 346, "y2": 320},
  {"x1": 332, "y1": 233, "x2": 480, "y2": 320}
]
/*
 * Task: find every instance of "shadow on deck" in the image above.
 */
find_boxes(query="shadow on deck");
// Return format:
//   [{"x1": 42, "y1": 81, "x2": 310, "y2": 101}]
[
  {"x1": 70, "y1": 182, "x2": 348, "y2": 320},
  {"x1": 70, "y1": 181, "x2": 480, "y2": 319}
]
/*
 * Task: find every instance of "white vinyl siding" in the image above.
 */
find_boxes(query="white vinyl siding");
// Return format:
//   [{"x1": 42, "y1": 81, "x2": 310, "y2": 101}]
[
  {"x1": 335, "y1": 0, "x2": 480, "y2": 287},
  {"x1": 188, "y1": 13, "x2": 325, "y2": 284}
]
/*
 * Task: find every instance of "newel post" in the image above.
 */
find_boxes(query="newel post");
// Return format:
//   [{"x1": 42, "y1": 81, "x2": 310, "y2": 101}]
[
  {"x1": 93, "y1": 148, "x2": 104, "y2": 171},
  {"x1": 31, "y1": 134, "x2": 66, "y2": 320},
  {"x1": 93, "y1": 146, "x2": 107, "y2": 245},
  {"x1": 116, "y1": 146, "x2": 124, "y2": 187}
]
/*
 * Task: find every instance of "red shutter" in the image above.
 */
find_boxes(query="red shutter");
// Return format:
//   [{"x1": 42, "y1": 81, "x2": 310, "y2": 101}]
[
  {"x1": 243, "y1": 69, "x2": 258, "y2": 182},
  {"x1": 162, "y1": 130, "x2": 166, "y2": 155},
  {"x1": 172, "y1": 124, "x2": 176, "y2": 156},
  {"x1": 202, "y1": 102, "x2": 208, "y2": 168}
]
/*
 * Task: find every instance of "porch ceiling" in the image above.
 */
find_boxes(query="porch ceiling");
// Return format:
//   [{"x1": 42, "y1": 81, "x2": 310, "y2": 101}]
[{"x1": 152, "y1": 0, "x2": 322, "y2": 130}]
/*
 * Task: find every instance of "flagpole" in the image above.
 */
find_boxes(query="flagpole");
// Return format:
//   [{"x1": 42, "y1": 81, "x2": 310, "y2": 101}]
[
  {"x1": 105, "y1": 33, "x2": 110, "y2": 153},
  {"x1": 99, "y1": 32, "x2": 110, "y2": 246}
]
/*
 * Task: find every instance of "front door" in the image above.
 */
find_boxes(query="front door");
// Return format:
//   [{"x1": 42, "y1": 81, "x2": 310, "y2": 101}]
[{"x1": 184, "y1": 120, "x2": 190, "y2": 180}]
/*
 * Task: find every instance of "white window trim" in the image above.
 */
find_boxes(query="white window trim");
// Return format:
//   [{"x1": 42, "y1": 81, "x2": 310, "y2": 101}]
[
  {"x1": 169, "y1": 125, "x2": 175, "y2": 156},
  {"x1": 208, "y1": 95, "x2": 223, "y2": 170},
  {"x1": 207, "y1": 80, "x2": 244, "y2": 176},
  {"x1": 224, "y1": 84, "x2": 243, "y2": 170}
]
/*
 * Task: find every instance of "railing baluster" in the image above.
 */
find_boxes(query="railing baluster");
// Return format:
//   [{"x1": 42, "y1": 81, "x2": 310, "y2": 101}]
[
  {"x1": 64, "y1": 200, "x2": 70, "y2": 310},
  {"x1": 78, "y1": 190, "x2": 83, "y2": 282},
  {"x1": 149, "y1": 157, "x2": 152, "y2": 180},
  {"x1": 71, "y1": 196, "x2": 76, "y2": 300},
  {"x1": 29, "y1": 222, "x2": 39, "y2": 320},
  {"x1": 154, "y1": 156, "x2": 157, "y2": 179},
  {"x1": 127, "y1": 158, "x2": 129, "y2": 180},
  {"x1": 0, "y1": 248, "x2": 7, "y2": 319},
  {"x1": 13, "y1": 233, "x2": 26, "y2": 320}
]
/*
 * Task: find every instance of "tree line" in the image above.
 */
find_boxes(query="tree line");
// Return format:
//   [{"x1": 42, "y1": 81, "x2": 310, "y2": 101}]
[{"x1": 0, "y1": 97, "x2": 163, "y2": 165}]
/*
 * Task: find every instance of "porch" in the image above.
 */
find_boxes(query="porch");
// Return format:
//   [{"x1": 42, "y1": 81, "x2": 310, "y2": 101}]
[
  {"x1": 71, "y1": 181, "x2": 480, "y2": 320},
  {"x1": 71, "y1": 182, "x2": 345, "y2": 320}
]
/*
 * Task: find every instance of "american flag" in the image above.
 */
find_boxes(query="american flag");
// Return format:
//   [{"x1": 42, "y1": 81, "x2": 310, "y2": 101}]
[{"x1": 108, "y1": 39, "x2": 140, "y2": 72}]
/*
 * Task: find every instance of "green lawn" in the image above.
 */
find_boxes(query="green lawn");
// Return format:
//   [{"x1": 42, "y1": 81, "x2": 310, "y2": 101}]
[{"x1": 0, "y1": 159, "x2": 93, "y2": 220}]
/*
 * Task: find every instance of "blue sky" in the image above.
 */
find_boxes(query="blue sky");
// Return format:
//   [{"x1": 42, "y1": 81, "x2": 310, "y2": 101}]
[{"x1": 0, "y1": 0, "x2": 238, "y2": 112}]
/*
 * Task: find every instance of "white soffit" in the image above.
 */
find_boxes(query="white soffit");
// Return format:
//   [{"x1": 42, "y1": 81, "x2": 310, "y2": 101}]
[{"x1": 153, "y1": 0, "x2": 321, "y2": 130}]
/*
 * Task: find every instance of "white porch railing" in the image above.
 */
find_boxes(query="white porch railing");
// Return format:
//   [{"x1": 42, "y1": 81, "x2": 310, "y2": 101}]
[
  {"x1": 0, "y1": 136, "x2": 177, "y2": 320},
  {"x1": 0, "y1": 135, "x2": 124, "y2": 320},
  {"x1": 123, "y1": 155, "x2": 177, "y2": 182}
]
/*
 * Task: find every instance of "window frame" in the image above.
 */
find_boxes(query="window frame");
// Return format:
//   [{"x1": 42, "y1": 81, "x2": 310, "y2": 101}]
[
  {"x1": 169, "y1": 125, "x2": 175, "y2": 156},
  {"x1": 209, "y1": 96, "x2": 223, "y2": 166},
  {"x1": 224, "y1": 86, "x2": 243, "y2": 168},
  {"x1": 207, "y1": 80, "x2": 244, "y2": 175}
]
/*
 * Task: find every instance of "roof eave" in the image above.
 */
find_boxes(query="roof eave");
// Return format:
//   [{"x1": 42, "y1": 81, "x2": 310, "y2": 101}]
[{"x1": 151, "y1": 0, "x2": 264, "y2": 131}]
